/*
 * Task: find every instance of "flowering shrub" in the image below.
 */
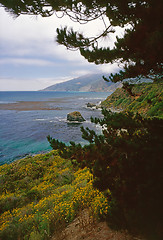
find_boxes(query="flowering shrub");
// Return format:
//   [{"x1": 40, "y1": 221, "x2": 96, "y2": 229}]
[{"x1": 0, "y1": 151, "x2": 109, "y2": 240}]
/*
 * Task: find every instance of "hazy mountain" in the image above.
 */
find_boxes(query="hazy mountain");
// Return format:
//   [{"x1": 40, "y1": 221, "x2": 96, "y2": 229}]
[{"x1": 41, "y1": 74, "x2": 122, "y2": 92}]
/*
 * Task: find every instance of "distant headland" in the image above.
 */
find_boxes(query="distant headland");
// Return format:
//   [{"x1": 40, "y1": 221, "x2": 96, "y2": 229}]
[{"x1": 40, "y1": 73, "x2": 122, "y2": 92}]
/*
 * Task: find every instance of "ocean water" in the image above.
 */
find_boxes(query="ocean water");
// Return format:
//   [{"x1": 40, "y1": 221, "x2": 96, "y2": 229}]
[{"x1": 0, "y1": 91, "x2": 110, "y2": 165}]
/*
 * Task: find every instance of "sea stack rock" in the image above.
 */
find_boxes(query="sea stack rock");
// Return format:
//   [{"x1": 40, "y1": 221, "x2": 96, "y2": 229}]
[
  {"x1": 86, "y1": 102, "x2": 96, "y2": 108},
  {"x1": 67, "y1": 111, "x2": 85, "y2": 122}
]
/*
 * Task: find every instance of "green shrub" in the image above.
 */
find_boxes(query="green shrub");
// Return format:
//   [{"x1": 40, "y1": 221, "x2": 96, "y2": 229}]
[
  {"x1": 0, "y1": 151, "x2": 108, "y2": 240},
  {"x1": 29, "y1": 231, "x2": 44, "y2": 240},
  {"x1": 48, "y1": 110, "x2": 163, "y2": 239},
  {"x1": 25, "y1": 189, "x2": 41, "y2": 201}
]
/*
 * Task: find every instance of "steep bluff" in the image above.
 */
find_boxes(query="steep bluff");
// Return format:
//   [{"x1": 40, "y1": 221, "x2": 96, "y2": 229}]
[{"x1": 101, "y1": 81, "x2": 163, "y2": 117}]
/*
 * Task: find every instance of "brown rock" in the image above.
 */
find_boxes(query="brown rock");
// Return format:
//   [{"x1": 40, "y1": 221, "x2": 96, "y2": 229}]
[{"x1": 67, "y1": 111, "x2": 85, "y2": 122}]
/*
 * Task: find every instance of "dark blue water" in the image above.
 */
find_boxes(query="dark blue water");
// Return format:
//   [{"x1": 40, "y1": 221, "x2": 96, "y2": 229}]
[{"x1": 0, "y1": 91, "x2": 110, "y2": 165}]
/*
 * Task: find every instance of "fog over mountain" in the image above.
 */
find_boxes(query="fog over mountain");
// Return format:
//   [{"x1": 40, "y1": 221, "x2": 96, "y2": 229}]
[{"x1": 41, "y1": 74, "x2": 122, "y2": 92}]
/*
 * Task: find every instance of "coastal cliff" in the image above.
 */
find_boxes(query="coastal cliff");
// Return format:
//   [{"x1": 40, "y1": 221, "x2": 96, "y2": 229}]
[{"x1": 101, "y1": 81, "x2": 163, "y2": 117}]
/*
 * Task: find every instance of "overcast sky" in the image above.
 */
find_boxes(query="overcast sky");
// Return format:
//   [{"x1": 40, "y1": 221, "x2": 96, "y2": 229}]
[{"x1": 0, "y1": 6, "x2": 123, "y2": 91}]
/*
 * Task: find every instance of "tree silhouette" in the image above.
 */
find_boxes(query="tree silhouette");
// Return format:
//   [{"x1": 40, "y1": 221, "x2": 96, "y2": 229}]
[
  {"x1": 48, "y1": 110, "x2": 163, "y2": 238},
  {"x1": 0, "y1": 0, "x2": 162, "y2": 79},
  {"x1": 1, "y1": 1, "x2": 163, "y2": 237}
]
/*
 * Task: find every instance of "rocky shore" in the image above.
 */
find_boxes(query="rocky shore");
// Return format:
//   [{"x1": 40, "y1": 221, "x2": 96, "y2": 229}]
[{"x1": 86, "y1": 102, "x2": 123, "y2": 112}]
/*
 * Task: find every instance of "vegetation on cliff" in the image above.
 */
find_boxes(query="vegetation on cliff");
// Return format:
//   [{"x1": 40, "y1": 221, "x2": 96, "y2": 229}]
[
  {"x1": 48, "y1": 107, "x2": 163, "y2": 239},
  {"x1": 102, "y1": 81, "x2": 163, "y2": 118},
  {"x1": 0, "y1": 1, "x2": 162, "y2": 239},
  {"x1": 0, "y1": 151, "x2": 109, "y2": 240}
]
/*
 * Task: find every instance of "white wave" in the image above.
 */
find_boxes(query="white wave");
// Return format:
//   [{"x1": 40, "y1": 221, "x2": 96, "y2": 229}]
[
  {"x1": 34, "y1": 118, "x2": 48, "y2": 121},
  {"x1": 54, "y1": 117, "x2": 67, "y2": 122},
  {"x1": 66, "y1": 120, "x2": 83, "y2": 124},
  {"x1": 78, "y1": 97, "x2": 106, "y2": 100},
  {"x1": 95, "y1": 124, "x2": 103, "y2": 130}
]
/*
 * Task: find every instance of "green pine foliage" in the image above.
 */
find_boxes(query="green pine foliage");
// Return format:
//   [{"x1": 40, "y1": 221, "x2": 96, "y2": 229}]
[
  {"x1": 1, "y1": 0, "x2": 162, "y2": 78},
  {"x1": 0, "y1": 1, "x2": 163, "y2": 238},
  {"x1": 46, "y1": 79, "x2": 163, "y2": 240},
  {"x1": 48, "y1": 110, "x2": 163, "y2": 239}
]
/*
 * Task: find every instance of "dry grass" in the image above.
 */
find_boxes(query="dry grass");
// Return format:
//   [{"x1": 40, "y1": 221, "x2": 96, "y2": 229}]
[{"x1": 52, "y1": 209, "x2": 145, "y2": 240}]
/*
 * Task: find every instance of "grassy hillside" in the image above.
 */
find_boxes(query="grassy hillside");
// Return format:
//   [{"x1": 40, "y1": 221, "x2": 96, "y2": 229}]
[
  {"x1": 101, "y1": 81, "x2": 163, "y2": 117},
  {"x1": 0, "y1": 151, "x2": 109, "y2": 240}
]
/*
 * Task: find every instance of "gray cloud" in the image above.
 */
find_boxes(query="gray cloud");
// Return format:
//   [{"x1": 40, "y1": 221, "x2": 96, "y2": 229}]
[{"x1": 0, "y1": 7, "x2": 121, "y2": 90}]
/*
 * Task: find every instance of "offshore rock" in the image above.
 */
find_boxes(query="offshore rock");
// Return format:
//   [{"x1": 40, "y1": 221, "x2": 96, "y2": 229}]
[
  {"x1": 67, "y1": 111, "x2": 85, "y2": 122},
  {"x1": 86, "y1": 102, "x2": 96, "y2": 108}
]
